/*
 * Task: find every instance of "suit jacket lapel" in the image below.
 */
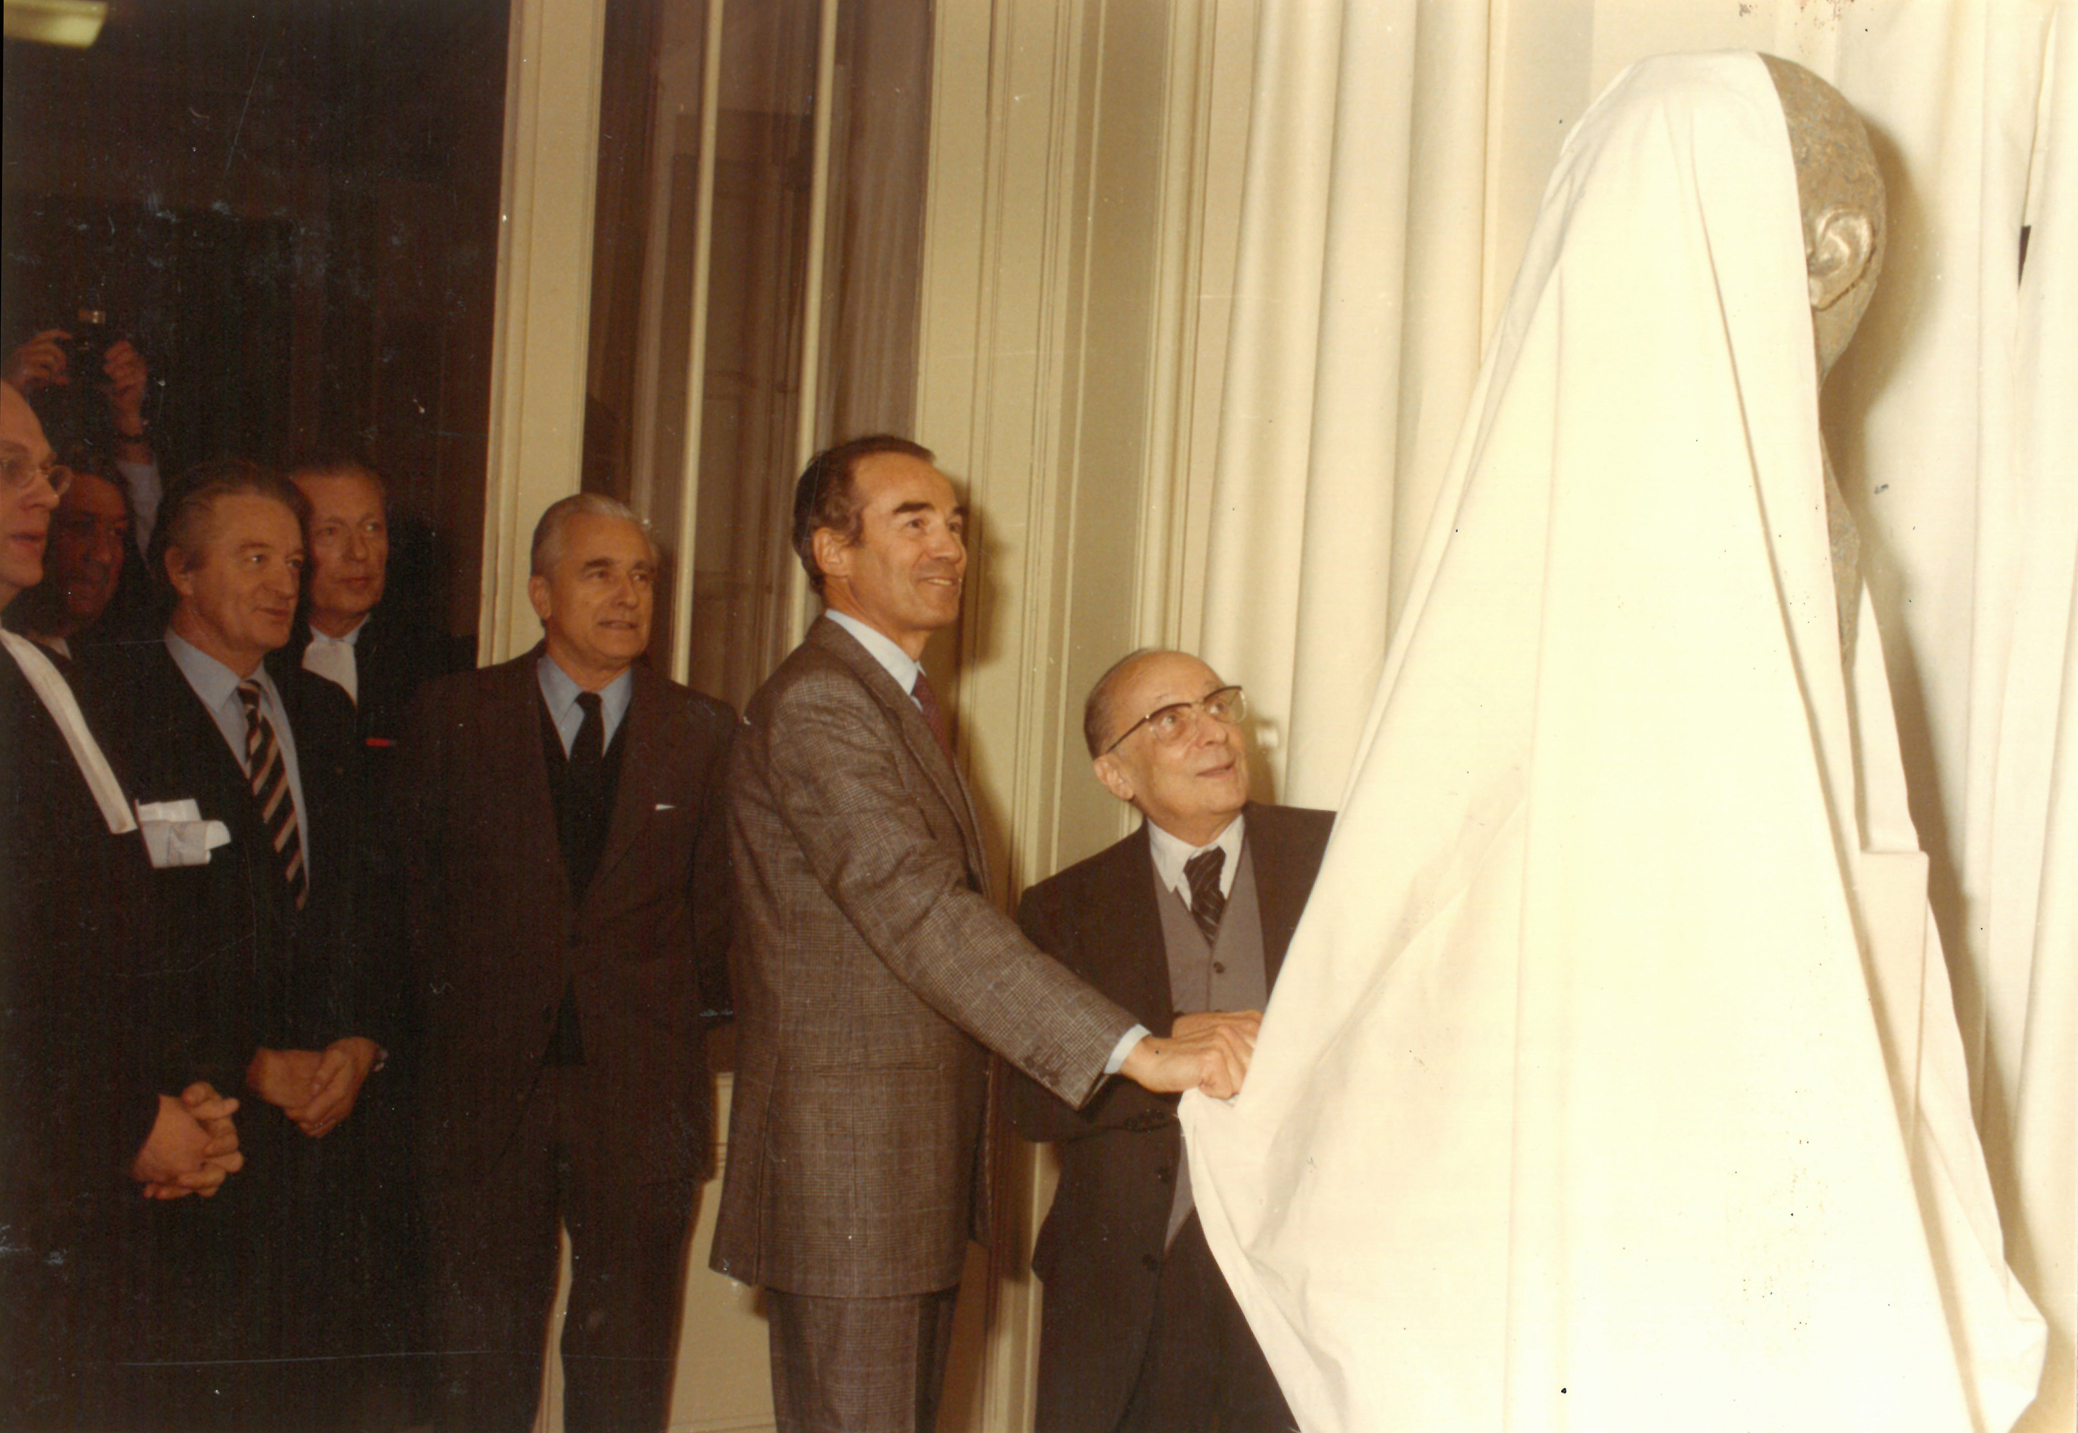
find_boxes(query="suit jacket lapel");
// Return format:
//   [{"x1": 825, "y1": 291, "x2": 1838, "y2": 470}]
[
  {"x1": 587, "y1": 663, "x2": 676, "y2": 901},
  {"x1": 489, "y1": 649, "x2": 568, "y2": 905},
  {"x1": 1115, "y1": 825, "x2": 1176, "y2": 1026},
  {"x1": 809, "y1": 619, "x2": 987, "y2": 878},
  {"x1": 1246, "y1": 803, "x2": 1308, "y2": 987}
]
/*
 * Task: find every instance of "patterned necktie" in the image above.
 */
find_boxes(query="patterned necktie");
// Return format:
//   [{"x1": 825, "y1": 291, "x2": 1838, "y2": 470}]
[
  {"x1": 912, "y1": 670, "x2": 955, "y2": 765},
  {"x1": 237, "y1": 679, "x2": 309, "y2": 910},
  {"x1": 1184, "y1": 847, "x2": 1226, "y2": 946}
]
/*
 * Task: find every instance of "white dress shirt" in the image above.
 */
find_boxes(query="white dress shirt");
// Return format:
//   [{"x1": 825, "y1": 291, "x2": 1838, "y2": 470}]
[{"x1": 301, "y1": 616, "x2": 368, "y2": 705}]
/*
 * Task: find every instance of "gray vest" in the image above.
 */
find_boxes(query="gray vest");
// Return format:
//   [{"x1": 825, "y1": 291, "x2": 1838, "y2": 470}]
[{"x1": 1152, "y1": 839, "x2": 1269, "y2": 1244}]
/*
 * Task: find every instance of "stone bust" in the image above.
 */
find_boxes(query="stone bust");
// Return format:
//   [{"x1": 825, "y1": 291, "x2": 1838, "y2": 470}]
[{"x1": 1763, "y1": 53, "x2": 1887, "y2": 655}]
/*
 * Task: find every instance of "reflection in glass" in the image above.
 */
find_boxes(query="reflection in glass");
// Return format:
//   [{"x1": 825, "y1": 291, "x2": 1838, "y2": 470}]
[{"x1": 2, "y1": 1, "x2": 508, "y2": 644}]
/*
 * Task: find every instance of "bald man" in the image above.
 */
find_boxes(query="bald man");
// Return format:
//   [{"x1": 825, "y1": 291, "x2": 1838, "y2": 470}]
[{"x1": 1010, "y1": 649, "x2": 1331, "y2": 1432}]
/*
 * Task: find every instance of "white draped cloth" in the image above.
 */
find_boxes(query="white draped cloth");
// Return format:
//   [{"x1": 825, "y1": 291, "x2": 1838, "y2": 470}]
[{"x1": 1183, "y1": 51, "x2": 2046, "y2": 1433}]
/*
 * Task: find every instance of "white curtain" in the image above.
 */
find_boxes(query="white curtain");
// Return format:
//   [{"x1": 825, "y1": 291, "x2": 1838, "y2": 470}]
[
  {"x1": 1197, "y1": 1, "x2": 2075, "y2": 1427},
  {"x1": 1198, "y1": 0, "x2": 1489, "y2": 806},
  {"x1": 1826, "y1": 6, "x2": 2077, "y2": 1427}
]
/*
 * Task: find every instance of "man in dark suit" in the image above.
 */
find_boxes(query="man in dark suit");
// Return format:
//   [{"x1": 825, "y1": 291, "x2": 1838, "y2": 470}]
[
  {"x1": 714, "y1": 436, "x2": 1261, "y2": 1433},
  {"x1": 278, "y1": 457, "x2": 468, "y2": 767},
  {"x1": 0, "y1": 381, "x2": 244, "y2": 1427},
  {"x1": 1, "y1": 449, "x2": 134, "y2": 664},
  {"x1": 1012, "y1": 648, "x2": 1332, "y2": 1432},
  {"x1": 397, "y1": 493, "x2": 734, "y2": 1432},
  {"x1": 273, "y1": 456, "x2": 463, "y2": 1417},
  {"x1": 84, "y1": 457, "x2": 381, "y2": 1425}
]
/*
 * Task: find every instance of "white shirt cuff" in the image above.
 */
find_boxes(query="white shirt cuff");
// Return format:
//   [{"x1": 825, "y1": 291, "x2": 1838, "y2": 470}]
[{"x1": 1104, "y1": 1023, "x2": 1152, "y2": 1075}]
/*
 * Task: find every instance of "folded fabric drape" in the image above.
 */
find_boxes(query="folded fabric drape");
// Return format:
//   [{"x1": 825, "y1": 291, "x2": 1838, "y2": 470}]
[{"x1": 1184, "y1": 51, "x2": 2045, "y2": 1433}]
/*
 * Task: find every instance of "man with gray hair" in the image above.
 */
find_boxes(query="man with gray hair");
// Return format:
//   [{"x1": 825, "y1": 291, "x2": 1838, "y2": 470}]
[{"x1": 398, "y1": 492, "x2": 736, "y2": 1431}]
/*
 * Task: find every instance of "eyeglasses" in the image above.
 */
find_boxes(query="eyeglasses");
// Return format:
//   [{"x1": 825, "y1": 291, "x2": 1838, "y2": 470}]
[
  {"x1": 1102, "y1": 685, "x2": 1248, "y2": 755},
  {"x1": 0, "y1": 448, "x2": 73, "y2": 498}
]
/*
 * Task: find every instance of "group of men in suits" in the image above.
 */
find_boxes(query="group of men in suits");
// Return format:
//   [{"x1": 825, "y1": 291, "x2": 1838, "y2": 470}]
[
  {"x1": 0, "y1": 378, "x2": 466, "y2": 1425},
  {"x1": 3, "y1": 392, "x2": 1323, "y2": 1432}
]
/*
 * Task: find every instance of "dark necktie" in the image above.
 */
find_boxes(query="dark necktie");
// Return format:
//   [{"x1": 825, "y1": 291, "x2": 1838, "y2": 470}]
[
  {"x1": 562, "y1": 691, "x2": 609, "y2": 897},
  {"x1": 1184, "y1": 847, "x2": 1226, "y2": 946},
  {"x1": 912, "y1": 670, "x2": 955, "y2": 765},
  {"x1": 238, "y1": 679, "x2": 309, "y2": 910}
]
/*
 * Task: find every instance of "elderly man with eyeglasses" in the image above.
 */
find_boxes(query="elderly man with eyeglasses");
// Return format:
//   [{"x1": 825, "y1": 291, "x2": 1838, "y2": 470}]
[
  {"x1": 1008, "y1": 648, "x2": 1335, "y2": 1433},
  {"x1": 0, "y1": 381, "x2": 246, "y2": 1426}
]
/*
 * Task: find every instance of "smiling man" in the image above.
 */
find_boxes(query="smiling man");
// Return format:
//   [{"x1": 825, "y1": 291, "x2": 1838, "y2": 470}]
[
  {"x1": 715, "y1": 437, "x2": 1262, "y2": 1432},
  {"x1": 1010, "y1": 649, "x2": 1333, "y2": 1433},
  {"x1": 398, "y1": 493, "x2": 735, "y2": 1432},
  {"x1": 84, "y1": 458, "x2": 382, "y2": 1425}
]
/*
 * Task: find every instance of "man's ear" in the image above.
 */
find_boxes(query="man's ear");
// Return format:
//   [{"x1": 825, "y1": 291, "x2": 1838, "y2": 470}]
[
  {"x1": 527, "y1": 572, "x2": 552, "y2": 624},
  {"x1": 1093, "y1": 754, "x2": 1135, "y2": 806},
  {"x1": 164, "y1": 548, "x2": 195, "y2": 599},
  {"x1": 811, "y1": 527, "x2": 850, "y2": 586},
  {"x1": 1807, "y1": 205, "x2": 1875, "y2": 311}
]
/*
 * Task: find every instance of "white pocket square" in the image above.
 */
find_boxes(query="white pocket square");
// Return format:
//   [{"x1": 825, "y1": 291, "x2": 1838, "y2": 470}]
[
  {"x1": 655, "y1": 802, "x2": 677, "y2": 811},
  {"x1": 135, "y1": 799, "x2": 232, "y2": 869}
]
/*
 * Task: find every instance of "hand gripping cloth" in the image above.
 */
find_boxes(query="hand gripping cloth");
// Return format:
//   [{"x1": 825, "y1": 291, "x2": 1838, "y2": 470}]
[{"x1": 1181, "y1": 50, "x2": 2047, "y2": 1433}]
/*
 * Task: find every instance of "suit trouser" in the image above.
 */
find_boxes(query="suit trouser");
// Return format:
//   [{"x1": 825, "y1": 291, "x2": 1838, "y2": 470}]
[
  {"x1": 425, "y1": 1063, "x2": 696, "y2": 1433},
  {"x1": 767, "y1": 1287, "x2": 960, "y2": 1433},
  {"x1": 1115, "y1": 1213, "x2": 1294, "y2": 1433}
]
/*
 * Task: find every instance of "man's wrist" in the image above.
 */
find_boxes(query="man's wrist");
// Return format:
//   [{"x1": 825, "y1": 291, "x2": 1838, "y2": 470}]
[{"x1": 1105, "y1": 1024, "x2": 1152, "y2": 1075}]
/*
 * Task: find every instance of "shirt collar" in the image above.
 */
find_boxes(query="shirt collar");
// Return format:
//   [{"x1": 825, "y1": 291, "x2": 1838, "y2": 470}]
[
  {"x1": 1145, "y1": 810, "x2": 1247, "y2": 900},
  {"x1": 166, "y1": 630, "x2": 276, "y2": 711},
  {"x1": 826, "y1": 609, "x2": 926, "y2": 701},
  {"x1": 535, "y1": 652, "x2": 634, "y2": 734}
]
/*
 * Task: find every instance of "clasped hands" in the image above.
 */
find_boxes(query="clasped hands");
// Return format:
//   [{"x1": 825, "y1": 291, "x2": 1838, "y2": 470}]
[
  {"x1": 247, "y1": 1037, "x2": 380, "y2": 1138},
  {"x1": 1120, "y1": 1009, "x2": 1262, "y2": 1099},
  {"x1": 132, "y1": 1083, "x2": 243, "y2": 1200}
]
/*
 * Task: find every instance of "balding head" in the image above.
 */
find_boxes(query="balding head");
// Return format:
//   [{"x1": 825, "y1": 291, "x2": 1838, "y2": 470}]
[{"x1": 1762, "y1": 55, "x2": 1886, "y2": 377}]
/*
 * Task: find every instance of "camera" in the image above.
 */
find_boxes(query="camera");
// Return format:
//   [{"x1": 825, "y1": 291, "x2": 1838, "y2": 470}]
[{"x1": 38, "y1": 304, "x2": 120, "y2": 446}]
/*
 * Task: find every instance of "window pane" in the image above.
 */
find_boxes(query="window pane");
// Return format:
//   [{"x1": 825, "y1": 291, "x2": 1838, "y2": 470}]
[
  {"x1": 3, "y1": 0, "x2": 508, "y2": 645},
  {"x1": 582, "y1": 0, "x2": 929, "y2": 711}
]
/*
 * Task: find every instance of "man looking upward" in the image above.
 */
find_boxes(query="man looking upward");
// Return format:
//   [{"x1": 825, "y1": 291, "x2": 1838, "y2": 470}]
[
  {"x1": 715, "y1": 435, "x2": 1260, "y2": 1432},
  {"x1": 1012, "y1": 649, "x2": 1332, "y2": 1432}
]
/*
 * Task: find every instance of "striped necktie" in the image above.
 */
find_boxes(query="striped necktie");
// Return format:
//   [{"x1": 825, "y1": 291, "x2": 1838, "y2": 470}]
[
  {"x1": 1184, "y1": 847, "x2": 1226, "y2": 946},
  {"x1": 238, "y1": 679, "x2": 309, "y2": 910}
]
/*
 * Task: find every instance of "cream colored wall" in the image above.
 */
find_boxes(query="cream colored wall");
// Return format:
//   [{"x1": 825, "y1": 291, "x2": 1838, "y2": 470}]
[{"x1": 481, "y1": 2, "x2": 1858, "y2": 1430}]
